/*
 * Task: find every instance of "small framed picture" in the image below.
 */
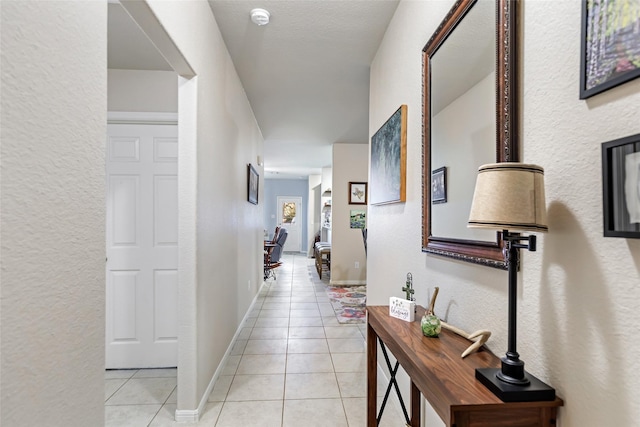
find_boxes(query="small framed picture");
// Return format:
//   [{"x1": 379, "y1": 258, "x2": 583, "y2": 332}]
[
  {"x1": 247, "y1": 164, "x2": 259, "y2": 205},
  {"x1": 602, "y1": 133, "x2": 640, "y2": 238},
  {"x1": 350, "y1": 210, "x2": 366, "y2": 229},
  {"x1": 348, "y1": 182, "x2": 367, "y2": 205},
  {"x1": 431, "y1": 166, "x2": 446, "y2": 204}
]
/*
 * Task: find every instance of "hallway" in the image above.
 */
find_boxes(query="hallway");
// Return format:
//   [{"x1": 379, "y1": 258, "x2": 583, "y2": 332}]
[{"x1": 104, "y1": 254, "x2": 399, "y2": 426}]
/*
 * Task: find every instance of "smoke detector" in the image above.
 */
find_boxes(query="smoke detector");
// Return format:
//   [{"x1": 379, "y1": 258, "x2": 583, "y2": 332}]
[{"x1": 250, "y1": 8, "x2": 270, "y2": 26}]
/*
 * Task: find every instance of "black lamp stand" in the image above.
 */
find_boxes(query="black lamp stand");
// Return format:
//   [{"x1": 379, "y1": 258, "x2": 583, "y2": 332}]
[{"x1": 475, "y1": 230, "x2": 556, "y2": 402}]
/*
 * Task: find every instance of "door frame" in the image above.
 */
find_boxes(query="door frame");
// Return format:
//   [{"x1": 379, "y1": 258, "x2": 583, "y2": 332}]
[
  {"x1": 276, "y1": 196, "x2": 303, "y2": 253},
  {"x1": 106, "y1": 113, "x2": 179, "y2": 370}
]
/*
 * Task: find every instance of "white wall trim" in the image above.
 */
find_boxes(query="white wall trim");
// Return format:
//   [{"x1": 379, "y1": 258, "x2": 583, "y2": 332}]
[
  {"x1": 175, "y1": 280, "x2": 268, "y2": 422},
  {"x1": 329, "y1": 280, "x2": 367, "y2": 286},
  {"x1": 107, "y1": 111, "x2": 178, "y2": 125}
]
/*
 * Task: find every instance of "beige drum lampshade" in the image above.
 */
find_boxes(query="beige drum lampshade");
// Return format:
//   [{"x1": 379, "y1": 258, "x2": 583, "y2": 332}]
[{"x1": 468, "y1": 163, "x2": 548, "y2": 233}]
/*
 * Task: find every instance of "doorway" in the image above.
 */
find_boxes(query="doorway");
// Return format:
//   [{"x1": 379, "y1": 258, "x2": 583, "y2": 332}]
[
  {"x1": 105, "y1": 121, "x2": 178, "y2": 369},
  {"x1": 277, "y1": 196, "x2": 303, "y2": 252}
]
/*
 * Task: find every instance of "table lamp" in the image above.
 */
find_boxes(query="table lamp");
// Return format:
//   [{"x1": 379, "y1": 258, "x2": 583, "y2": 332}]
[{"x1": 468, "y1": 163, "x2": 556, "y2": 402}]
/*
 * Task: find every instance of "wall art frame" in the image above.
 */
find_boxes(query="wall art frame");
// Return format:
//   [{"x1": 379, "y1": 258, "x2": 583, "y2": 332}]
[
  {"x1": 350, "y1": 210, "x2": 366, "y2": 229},
  {"x1": 349, "y1": 182, "x2": 368, "y2": 205},
  {"x1": 370, "y1": 105, "x2": 407, "y2": 205},
  {"x1": 580, "y1": 0, "x2": 640, "y2": 99},
  {"x1": 602, "y1": 133, "x2": 640, "y2": 238},
  {"x1": 247, "y1": 163, "x2": 259, "y2": 205},
  {"x1": 431, "y1": 166, "x2": 447, "y2": 204}
]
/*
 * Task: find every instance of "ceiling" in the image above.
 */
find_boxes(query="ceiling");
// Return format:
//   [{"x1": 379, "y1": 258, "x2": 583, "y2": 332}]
[{"x1": 108, "y1": 1, "x2": 400, "y2": 179}]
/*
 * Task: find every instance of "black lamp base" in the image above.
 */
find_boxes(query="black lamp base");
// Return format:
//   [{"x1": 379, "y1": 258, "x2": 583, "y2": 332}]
[{"x1": 476, "y1": 368, "x2": 556, "y2": 402}]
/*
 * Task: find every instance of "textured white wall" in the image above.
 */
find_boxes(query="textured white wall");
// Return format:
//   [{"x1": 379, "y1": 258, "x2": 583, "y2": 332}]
[
  {"x1": 1, "y1": 1, "x2": 106, "y2": 426},
  {"x1": 370, "y1": 0, "x2": 640, "y2": 426},
  {"x1": 146, "y1": 0, "x2": 264, "y2": 413},
  {"x1": 108, "y1": 69, "x2": 178, "y2": 112},
  {"x1": 332, "y1": 144, "x2": 368, "y2": 284}
]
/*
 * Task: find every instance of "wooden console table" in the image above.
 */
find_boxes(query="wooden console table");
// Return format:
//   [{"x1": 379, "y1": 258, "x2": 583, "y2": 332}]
[{"x1": 367, "y1": 305, "x2": 563, "y2": 427}]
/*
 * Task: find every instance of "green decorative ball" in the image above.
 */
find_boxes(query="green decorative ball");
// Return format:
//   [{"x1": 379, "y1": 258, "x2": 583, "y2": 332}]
[{"x1": 421, "y1": 314, "x2": 441, "y2": 337}]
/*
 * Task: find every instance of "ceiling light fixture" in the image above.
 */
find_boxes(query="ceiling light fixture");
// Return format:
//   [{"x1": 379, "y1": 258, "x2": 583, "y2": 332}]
[{"x1": 250, "y1": 8, "x2": 270, "y2": 26}]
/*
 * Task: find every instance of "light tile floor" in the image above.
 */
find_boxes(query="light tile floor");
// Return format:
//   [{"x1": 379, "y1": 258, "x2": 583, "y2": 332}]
[{"x1": 105, "y1": 254, "x2": 401, "y2": 426}]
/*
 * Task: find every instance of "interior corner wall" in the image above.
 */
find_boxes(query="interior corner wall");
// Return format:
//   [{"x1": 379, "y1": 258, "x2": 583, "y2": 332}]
[
  {"x1": 1, "y1": 1, "x2": 106, "y2": 425},
  {"x1": 108, "y1": 69, "x2": 178, "y2": 112},
  {"x1": 146, "y1": 0, "x2": 264, "y2": 413},
  {"x1": 331, "y1": 144, "x2": 368, "y2": 285},
  {"x1": 308, "y1": 174, "x2": 322, "y2": 256},
  {"x1": 263, "y1": 178, "x2": 309, "y2": 251},
  {"x1": 370, "y1": 1, "x2": 640, "y2": 426}
]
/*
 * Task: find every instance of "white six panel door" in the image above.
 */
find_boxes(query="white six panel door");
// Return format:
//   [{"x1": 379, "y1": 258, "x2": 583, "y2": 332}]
[{"x1": 106, "y1": 124, "x2": 178, "y2": 369}]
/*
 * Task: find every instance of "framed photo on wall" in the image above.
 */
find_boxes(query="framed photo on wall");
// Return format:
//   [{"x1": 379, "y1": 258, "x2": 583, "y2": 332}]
[
  {"x1": 602, "y1": 133, "x2": 640, "y2": 238},
  {"x1": 580, "y1": 0, "x2": 640, "y2": 99},
  {"x1": 348, "y1": 182, "x2": 367, "y2": 205},
  {"x1": 431, "y1": 166, "x2": 447, "y2": 204},
  {"x1": 247, "y1": 163, "x2": 259, "y2": 205},
  {"x1": 370, "y1": 105, "x2": 407, "y2": 205}
]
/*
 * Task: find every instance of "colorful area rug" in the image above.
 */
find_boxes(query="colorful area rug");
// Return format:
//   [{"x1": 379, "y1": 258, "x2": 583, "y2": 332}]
[{"x1": 325, "y1": 286, "x2": 367, "y2": 324}]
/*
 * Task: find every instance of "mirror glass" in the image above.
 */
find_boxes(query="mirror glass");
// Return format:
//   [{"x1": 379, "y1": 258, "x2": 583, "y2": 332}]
[
  {"x1": 430, "y1": 0, "x2": 495, "y2": 240},
  {"x1": 422, "y1": 0, "x2": 518, "y2": 268}
]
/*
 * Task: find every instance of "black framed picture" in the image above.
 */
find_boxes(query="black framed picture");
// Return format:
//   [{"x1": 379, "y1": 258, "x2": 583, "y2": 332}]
[
  {"x1": 247, "y1": 164, "x2": 259, "y2": 205},
  {"x1": 348, "y1": 182, "x2": 367, "y2": 205},
  {"x1": 431, "y1": 166, "x2": 447, "y2": 204},
  {"x1": 602, "y1": 133, "x2": 640, "y2": 238},
  {"x1": 580, "y1": 0, "x2": 640, "y2": 99}
]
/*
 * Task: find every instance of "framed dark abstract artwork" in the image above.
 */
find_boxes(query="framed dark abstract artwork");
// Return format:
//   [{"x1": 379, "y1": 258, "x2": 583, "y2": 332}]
[
  {"x1": 370, "y1": 105, "x2": 407, "y2": 205},
  {"x1": 580, "y1": 0, "x2": 640, "y2": 99}
]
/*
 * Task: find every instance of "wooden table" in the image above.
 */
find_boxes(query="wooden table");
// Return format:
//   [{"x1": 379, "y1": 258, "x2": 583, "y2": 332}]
[{"x1": 367, "y1": 305, "x2": 563, "y2": 427}]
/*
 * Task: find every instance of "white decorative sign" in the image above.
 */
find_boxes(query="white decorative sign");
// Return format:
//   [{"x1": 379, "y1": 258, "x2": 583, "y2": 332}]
[{"x1": 389, "y1": 297, "x2": 415, "y2": 322}]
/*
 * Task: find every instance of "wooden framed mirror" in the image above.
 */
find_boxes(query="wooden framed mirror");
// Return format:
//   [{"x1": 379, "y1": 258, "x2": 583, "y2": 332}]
[{"x1": 422, "y1": 0, "x2": 518, "y2": 269}]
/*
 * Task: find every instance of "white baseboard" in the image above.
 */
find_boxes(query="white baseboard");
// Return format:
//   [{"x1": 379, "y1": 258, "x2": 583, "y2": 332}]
[
  {"x1": 174, "y1": 282, "x2": 268, "y2": 422},
  {"x1": 329, "y1": 279, "x2": 366, "y2": 286}
]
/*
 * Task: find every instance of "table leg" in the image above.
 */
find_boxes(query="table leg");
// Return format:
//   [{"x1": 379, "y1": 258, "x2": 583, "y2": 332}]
[
  {"x1": 410, "y1": 380, "x2": 420, "y2": 427},
  {"x1": 367, "y1": 323, "x2": 377, "y2": 427}
]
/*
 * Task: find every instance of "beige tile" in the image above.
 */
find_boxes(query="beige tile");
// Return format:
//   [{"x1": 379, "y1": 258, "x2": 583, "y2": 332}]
[
  {"x1": 244, "y1": 339, "x2": 288, "y2": 354},
  {"x1": 287, "y1": 338, "x2": 329, "y2": 354},
  {"x1": 216, "y1": 400, "x2": 283, "y2": 427},
  {"x1": 291, "y1": 295, "x2": 318, "y2": 303},
  {"x1": 208, "y1": 375, "x2": 233, "y2": 402},
  {"x1": 284, "y1": 373, "x2": 340, "y2": 399},
  {"x1": 286, "y1": 353, "x2": 334, "y2": 373},
  {"x1": 322, "y1": 316, "x2": 342, "y2": 326},
  {"x1": 221, "y1": 355, "x2": 241, "y2": 376},
  {"x1": 238, "y1": 327, "x2": 253, "y2": 340},
  {"x1": 336, "y1": 372, "x2": 366, "y2": 398},
  {"x1": 226, "y1": 374, "x2": 285, "y2": 401},
  {"x1": 289, "y1": 317, "x2": 323, "y2": 327},
  {"x1": 237, "y1": 354, "x2": 286, "y2": 375},
  {"x1": 133, "y1": 368, "x2": 177, "y2": 378},
  {"x1": 290, "y1": 302, "x2": 318, "y2": 310},
  {"x1": 327, "y1": 338, "x2": 365, "y2": 353},
  {"x1": 105, "y1": 378, "x2": 127, "y2": 401},
  {"x1": 283, "y1": 399, "x2": 348, "y2": 427},
  {"x1": 259, "y1": 309, "x2": 290, "y2": 318},
  {"x1": 255, "y1": 317, "x2": 289, "y2": 328},
  {"x1": 105, "y1": 404, "x2": 161, "y2": 427},
  {"x1": 324, "y1": 326, "x2": 363, "y2": 339},
  {"x1": 288, "y1": 326, "x2": 325, "y2": 339},
  {"x1": 342, "y1": 397, "x2": 403, "y2": 427},
  {"x1": 105, "y1": 369, "x2": 137, "y2": 380},
  {"x1": 106, "y1": 378, "x2": 176, "y2": 405},
  {"x1": 249, "y1": 327, "x2": 288, "y2": 340},
  {"x1": 231, "y1": 339, "x2": 248, "y2": 356},
  {"x1": 332, "y1": 353, "x2": 366, "y2": 373},
  {"x1": 290, "y1": 309, "x2": 321, "y2": 318}
]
